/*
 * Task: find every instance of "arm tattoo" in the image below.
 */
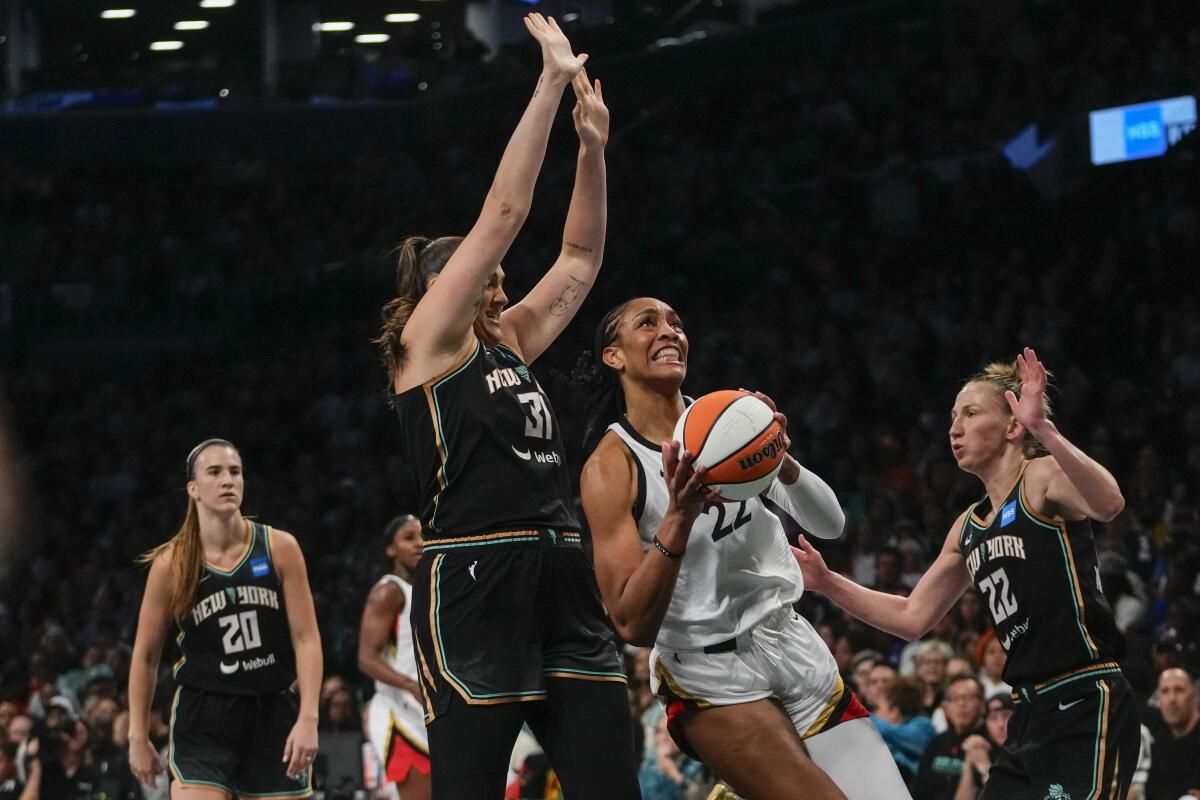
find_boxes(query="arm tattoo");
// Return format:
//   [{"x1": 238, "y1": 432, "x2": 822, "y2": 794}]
[
  {"x1": 565, "y1": 241, "x2": 594, "y2": 254},
  {"x1": 549, "y1": 276, "x2": 588, "y2": 316}
]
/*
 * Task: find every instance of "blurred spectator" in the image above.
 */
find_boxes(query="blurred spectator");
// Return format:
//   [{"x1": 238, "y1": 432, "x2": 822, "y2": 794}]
[
  {"x1": 871, "y1": 675, "x2": 936, "y2": 782},
  {"x1": 319, "y1": 684, "x2": 360, "y2": 734},
  {"x1": 913, "y1": 641, "x2": 954, "y2": 721},
  {"x1": 0, "y1": 740, "x2": 37, "y2": 800},
  {"x1": 1145, "y1": 669, "x2": 1200, "y2": 800},
  {"x1": 637, "y1": 714, "x2": 708, "y2": 800},
  {"x1": 975, "y1": 632, "x2": 1011, "y2": 699},
  {"x1": 864, "y1": 663, "x2": 899, "y2": 712},
  {"x1": 912, "y1": 675, "x2": 985, "y2": 800},
  {"x1": 851, "y1": 650, "x2": 882, "y2": 698}
]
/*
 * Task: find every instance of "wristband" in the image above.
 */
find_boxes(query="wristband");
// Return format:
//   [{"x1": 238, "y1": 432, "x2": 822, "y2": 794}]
[{"x1": 653, "y1": 535, "x2": 683, "y2": 559}]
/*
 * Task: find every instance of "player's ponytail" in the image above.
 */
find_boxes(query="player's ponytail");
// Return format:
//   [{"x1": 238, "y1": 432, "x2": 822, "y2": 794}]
[
  {"x1": 576, "y1": 301, "x2": 632, "y2": 454},
  {"x1": 374, "y1": 236, "x2": 463, "y2": 382},
  {"x1": 968, "y1": 359, "x2": 1054, "y2": 458},
  {"x1": 138, "y1": 439, "x2": 238, "y2": 620}
]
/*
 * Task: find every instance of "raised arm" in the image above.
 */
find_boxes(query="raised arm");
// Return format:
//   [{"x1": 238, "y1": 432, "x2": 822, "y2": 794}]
[
  {"x1": 794, "y1": 512, "x2": 973, "y2": 642},
  {"x1": 273, "y1": 530, "x2": 322, "y2": 779},
  {"x1": 357, "y1": 581, "x2": 421, "y2": 697},
  {"x1": 1006, "y1": 347, "x2": 1125, "y2": 522},
  {"x1": 127, "y1": 552, "x2": 172, "y2": 788},
  {"x1": 402, "y1": 14, "x2": 587, "y2": 364},
  {"x1": 581, "y1": 436, "x2": 716, "y2": 647},
  {"x1": 504, "y1": 70, "x2": 609, "y2": 363}
]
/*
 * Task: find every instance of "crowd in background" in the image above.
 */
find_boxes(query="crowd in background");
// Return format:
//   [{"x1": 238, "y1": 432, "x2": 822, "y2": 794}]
[{"x1": 3, "y1": 0, "x2": 1200, "y2": 797}]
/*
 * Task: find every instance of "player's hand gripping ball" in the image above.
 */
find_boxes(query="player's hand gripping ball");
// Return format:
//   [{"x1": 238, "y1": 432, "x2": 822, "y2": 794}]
[{"x1": 672, "y1": 390, "x2": 786, "y2": 501}]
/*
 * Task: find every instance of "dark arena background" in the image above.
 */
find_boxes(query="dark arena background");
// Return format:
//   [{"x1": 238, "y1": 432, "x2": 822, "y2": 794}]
[{"x1": 2, "y1": 0, "x2": 1200, "y2": 798}]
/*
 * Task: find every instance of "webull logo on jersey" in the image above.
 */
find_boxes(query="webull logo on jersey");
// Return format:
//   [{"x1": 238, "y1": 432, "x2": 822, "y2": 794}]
[
  {"x1": 1001, "y1": 617, "x2": 1031, "y2": 650},
  {"x1": 191, "y1": 585, "x2": 281, "y2": 625},
  {"x1": 219, "y1": 652, "x2": 277, "y2": 676},
  {"x1": 736, "y1": 429, "x2": 786, "y2": 471}
]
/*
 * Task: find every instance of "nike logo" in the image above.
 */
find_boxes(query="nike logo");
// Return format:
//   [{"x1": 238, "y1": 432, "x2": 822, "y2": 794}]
[
  {"x1": 219, "y1": 660, "x2": 240, "y2": 675},
  {"x1": 1058, "y1": 698, "x2": 1085, "y2": 711},
  {"x1": 468, "y1": 560, "x2": 478, "y2": 581},
  {"x1": 511, "y1": 445, "x2": 531, "y2": 460}
]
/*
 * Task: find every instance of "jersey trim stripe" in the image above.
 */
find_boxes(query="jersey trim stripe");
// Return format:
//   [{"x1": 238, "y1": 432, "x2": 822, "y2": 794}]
[
  {"x1": 172, "y1": 630, "x2": 186, "y2": 676},
  {"x1": 1032, "y1": 662, "x2": 1121, "y2": 694},
  {"x1": 388, "y1": 710, "x2": 430, "y2": 758},
  {"x1": 429, "y1": 553, "x2": 547, "y2": 703},
  {"x1": 422, "y1": 529, "x2": 581, "y2": 551},
  {"x1": 802, "y1": 673, "x2": 846, "y2": 737},
  {"x1": 1018, "y1": 482, "x2": 1100, "y2": 659},
  {"x1": 423, "y1": 343, "x2": 482, "y2": 528},
  {"x1": 239, "y1": 786, "x2": 313, "y2": 799},
  {"x1": 654, "y1": 659, "x2": 713, "y2": 709},
  {"x1": 543, "y1": 668, "x2": 628, "y2": 682},
  {"x1": 1086, "y1": 679, "x2": 1111, "y2": 800}
]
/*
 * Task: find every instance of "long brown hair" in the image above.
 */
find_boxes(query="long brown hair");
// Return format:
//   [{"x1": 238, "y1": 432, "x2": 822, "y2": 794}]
[
  {"x1": 373, "y1": 235, "x2": 463, "y2": 382},
  {"x1": 967, "y1": 359, "x2": 1053, "y2": 458},
  {"x1": 138, "y1": 439, "x2": 239, "y2": 620}
]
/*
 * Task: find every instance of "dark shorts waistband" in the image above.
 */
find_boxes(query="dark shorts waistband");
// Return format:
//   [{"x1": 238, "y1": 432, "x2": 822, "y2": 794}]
[
  {"x1": 1011, "y1": 661, "x2": 1123, "y2": 703},
  {"x1": 422, "y1": 528, "x2": 581, "y2": 552}
]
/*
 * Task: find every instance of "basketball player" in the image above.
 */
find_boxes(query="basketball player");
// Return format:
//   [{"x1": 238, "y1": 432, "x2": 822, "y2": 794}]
[
  {"x1": 795, "y1": 348, "x2": 1138, "y2": 798},
  {"x1": 358, "y1": 515, "x2": 429, "y2": 800},
  {"x1": 579, "y1": 298, "x2": 912, "y2": 800},
  {"x1": 373, "y1": 15, "x2": 638, "y2": 798},
  {"x1": 128, "y1": 439, "x2": 321, "y2": 798}
]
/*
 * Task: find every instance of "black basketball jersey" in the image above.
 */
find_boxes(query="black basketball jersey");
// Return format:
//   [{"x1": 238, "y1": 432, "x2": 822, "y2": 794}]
[
  {"x1": 173, "y1": 522, "x2": 296, "y2": 695},
  {"x1": 391, "y1": 340, "x2": 579, "y2": 540},
  {"x1": 958, "y1": 464, "x2": 1121, "y2": 686}
]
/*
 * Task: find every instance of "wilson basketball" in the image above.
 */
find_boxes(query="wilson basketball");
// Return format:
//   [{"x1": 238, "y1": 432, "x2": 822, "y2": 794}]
[{"x1": 672, "y1": 390, "x2": 787, "y2": 501}]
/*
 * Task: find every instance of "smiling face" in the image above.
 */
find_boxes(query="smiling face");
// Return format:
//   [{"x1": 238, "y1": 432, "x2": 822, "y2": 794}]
[
  {"x1": 949, "y1": 381, "x2": 1023, "y2": 474},
  {"x1": 475, "y1": 267, "x2": 509, "y2": 346},
  {"x1": 601, "y1": 298, "x2": 688, "y2": 390},
  {"x1": 187, "y1": 445, "x2": 244, "y2": 515}
]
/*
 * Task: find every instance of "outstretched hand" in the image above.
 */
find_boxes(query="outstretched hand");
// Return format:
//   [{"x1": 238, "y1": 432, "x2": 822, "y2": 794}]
[
  {"x1": 791, "y1": 535, "x2": 833, "y2": 593},
  {"x1": 1004, "y1": 347, "x2": 1050, "y2": 437},
  {"x1": 571, "y1": 69, "x2": 609, "y2": 150},
  {"x1": 524, "y1": 13, "x2": 588, "y2": 83}
]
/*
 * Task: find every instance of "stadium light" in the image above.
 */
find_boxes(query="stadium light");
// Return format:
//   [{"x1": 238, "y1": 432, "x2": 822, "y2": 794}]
[
  {"x1": 199, "y1": 0, "x2": 236, "y2": 7},
  {"x1": 174, "y1": 20, "x2": 210, "y2": 30},
  {"x1": 318, "y1": 21, "x2": 355, "y2": 32},
  {"x1": 100, "y1": 9, "x2": 137, "y2": 19},
  {"x1": 385, "y1": 13, "x2": 421, "y2": 23},
  {"x1": 149, "y1": 40, "x2": 185, "y2": 51},
  {"x1": 355, "y1": 33, "x2": 391, "y2": 43}
]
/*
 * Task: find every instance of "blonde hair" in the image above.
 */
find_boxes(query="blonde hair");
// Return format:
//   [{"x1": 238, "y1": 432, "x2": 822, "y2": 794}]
[
  {"x1": 966, "y1": 359, "x2": 1053, "y2": 458},
  {"x1": 138, "y1": 439, "x2": 238, "y2": 620}
]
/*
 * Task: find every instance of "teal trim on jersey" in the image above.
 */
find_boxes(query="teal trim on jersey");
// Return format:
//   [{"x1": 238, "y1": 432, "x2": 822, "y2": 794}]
[
  {"x1": 432, "y1": 554, "x2": 546, "y2": 701},
  {"x1": 1087, "y1": 681, "x2": 1107, "y2": 800},
  {"x1": 168, "y1": 686, "x2": 237, "y2": 794},
  {"x1": 1017, "y1": 489, "x2": 1099, "y2": 660},
  {"x1": 543, "y1": 667, "x2": 628, "y2": 679},
  {"x1": 1034, "y1": 666, "x2": 1120, "y2": 695},
  {"x1": 261, "y1": 522, "x2": 272, "y2": 563},
  {"x1": 424, "y1": 535, "x2": 541, "y2": 552},
  {"x1": 204, "y1": 523, "x2": 257, "y2": 576},
  {"x1": 429, "y1": 343, "x2": 482, "y2": 530}
]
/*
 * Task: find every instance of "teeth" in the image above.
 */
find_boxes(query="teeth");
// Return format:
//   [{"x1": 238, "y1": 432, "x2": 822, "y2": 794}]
[{"x1": 653, "y1": 347, "x2": 681, "y2": 362}]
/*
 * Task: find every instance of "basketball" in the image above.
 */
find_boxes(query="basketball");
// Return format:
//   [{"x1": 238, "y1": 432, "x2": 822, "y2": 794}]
[{"x1": 672, "y1": 390, "x2": 787, "y2": 501}]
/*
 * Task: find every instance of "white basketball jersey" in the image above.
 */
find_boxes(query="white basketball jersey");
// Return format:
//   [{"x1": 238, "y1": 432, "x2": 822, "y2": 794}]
[
  {"x1": 374, "y1": 574, "x2": 418, "y2": 704},
  {"x1": 608, "y1": 418, "x2": 805, "y2": 651}
]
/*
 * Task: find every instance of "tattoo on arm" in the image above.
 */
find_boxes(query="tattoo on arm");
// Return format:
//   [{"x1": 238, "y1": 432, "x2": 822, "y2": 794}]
[
  {"x1": 549, "y1": 276, "x2": 588, "y2": 316},
  {"x1": 565, "y1": 241, "x2": 594, "y2": 254}
]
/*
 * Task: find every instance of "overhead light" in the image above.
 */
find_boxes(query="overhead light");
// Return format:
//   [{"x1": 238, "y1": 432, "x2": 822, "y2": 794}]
[
  {"x1": 385, "y1": 13, "x2": 420, "y2": 23},
  {"x1": 199, "y1": 0, "x2": 235, "y2": 7},
  {"x1": 149, "y1": 40, "x2": 185, "y2": 51},
  {"x1": 318, "y1": 21, "x2": 355, "y2": 32},
  {"x1": 355, "y1": 33, "x2": 390, "y2": 43},
  {"x1": 100, "y1": 9, "x2": 137, "y2": 19},
  {"x1": 174, "y1": 20, "x2": 210, "y2": 30}
]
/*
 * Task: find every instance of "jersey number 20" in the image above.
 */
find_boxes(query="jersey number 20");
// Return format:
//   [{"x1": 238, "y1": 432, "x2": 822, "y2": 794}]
[{"x1": 218, "y1": 611, "x2": 262, "y2": 655}]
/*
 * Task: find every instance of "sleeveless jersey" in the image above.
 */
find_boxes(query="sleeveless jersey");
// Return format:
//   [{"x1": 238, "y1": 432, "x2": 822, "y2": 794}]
[
  {"x1": 609, "y1": 419, "x2": 804, "y2": 652},
  {"x1": 173, "y1": 522, "x2": 296, "y2": 695},
  {"x1": 958, "y1": 465, "x2": 1121, "y2": 686},
  {"x1": 373, "y1": 574, "x2": 418, "y2": 704},
  {"x1": 391, "y1": 340, "x2": 579, "y2": 540}
]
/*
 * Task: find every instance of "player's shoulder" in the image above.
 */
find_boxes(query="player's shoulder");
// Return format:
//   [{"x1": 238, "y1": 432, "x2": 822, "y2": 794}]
[{"x1": 581, "y1": 432, "x2": 635, "y2": 495}]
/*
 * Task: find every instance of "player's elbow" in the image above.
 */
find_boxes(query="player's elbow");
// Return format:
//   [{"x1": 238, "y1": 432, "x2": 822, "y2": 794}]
[
  {"x1": 1095, "y1": 492, "x2": 1125, "y2": 523},
  {"x1": 484, "y1": 191, "x2": 530, "y2": 230},
  {"x1": 614, "y1": 618, "x2": 656, "y2": 648}
]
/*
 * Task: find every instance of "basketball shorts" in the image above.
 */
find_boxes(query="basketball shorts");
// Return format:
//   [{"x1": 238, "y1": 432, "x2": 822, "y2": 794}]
[
  {"x1": 168, "y1": 685, "x2": 312, "y2": 798},
  {"x1": 983, "y1": 664, "x2": 1138, "y2": 800},
  {"x1": 367, "y1": 688, "x2": 430, "y2": 783},
  {"x1": 411, "y1": 530, "x2": 627, "y2": 722},
  {"x1": 650, "y1": 606, "x2": 868, "y2": 758}
]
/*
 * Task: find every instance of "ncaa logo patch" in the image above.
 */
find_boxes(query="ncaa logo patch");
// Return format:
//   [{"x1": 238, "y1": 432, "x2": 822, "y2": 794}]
[
  {"x1": 250, "y1": 557, "x2": 270, "y2": 577},
  {"x1": 1000, "y1": 501, "x2": 1017, "y2": 528}
]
